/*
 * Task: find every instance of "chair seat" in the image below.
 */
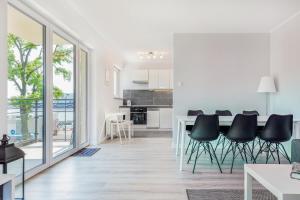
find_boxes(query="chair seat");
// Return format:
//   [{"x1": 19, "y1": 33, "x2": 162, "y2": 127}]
[{"x1": 257, "y1": 133, "x2": 290, "y2": 143}]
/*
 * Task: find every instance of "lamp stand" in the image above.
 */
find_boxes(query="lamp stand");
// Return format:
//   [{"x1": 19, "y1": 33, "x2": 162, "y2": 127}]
[{"x1": 265, "y1": 93, "x2": 270, "y2": 115}]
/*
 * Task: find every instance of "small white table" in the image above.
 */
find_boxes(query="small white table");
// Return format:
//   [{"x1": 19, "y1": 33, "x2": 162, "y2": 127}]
[
  {"x1": 244, "y1": 164, "x2": 300, "y2": 200},
  {"x1": 0, "y1": 174, "x2": 15, "y2": 200},
  {"x1": 176, "y1": 115, "x2": 300, "y2": 171}
]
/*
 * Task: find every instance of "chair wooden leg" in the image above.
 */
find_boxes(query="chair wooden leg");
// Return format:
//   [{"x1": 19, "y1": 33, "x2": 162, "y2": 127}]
[
  {"x1": 279, "y1": 143, "x2": 291, "y2": 164},
  {"x1": 116, "y1": 123, "x2": 122, "y2": 144},
  {"x1": 208, "y1": 143, "x2": 222, "y2": 173},
  {"x1": 275, "y1": 143, "x2": 280, "y2": 164},
  {"x1": 221, "y1": 141, "x2": 233, "y2": 164},
  {"x1": 187, "y1": 141, "x2": 198, "y2": 164},
  {"x1": 185, "y1": 139, "x2": 192, "y2": 155},
  {"x1": 230, "y1": 143, "x2": 237, "y2": 174},
  {"x1": 193, "y1": 143, "x2": 200, "y2": 173}
]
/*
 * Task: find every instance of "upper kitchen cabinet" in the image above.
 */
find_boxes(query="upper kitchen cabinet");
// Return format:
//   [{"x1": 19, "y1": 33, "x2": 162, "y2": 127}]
[
  {"x1": 131, "y1": 69, "x2": 148, "y2": 84},
  {"x1": 148, "y1": 69, "x2": 172, "y2": 89},
  {"x1": 158, "y1": 69, "x2": 170, "y2": 89},
  {"x1": 169, "y1": 69, "x2": 173, "y2": 89},
  {"x1": 148, "y1": 69, "x2": 159, "y2": 89}
]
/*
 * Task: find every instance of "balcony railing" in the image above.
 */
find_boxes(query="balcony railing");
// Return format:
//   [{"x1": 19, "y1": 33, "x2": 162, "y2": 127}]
[{"x1": 8, "y1": 98, "x2": 74, "y2": 146}]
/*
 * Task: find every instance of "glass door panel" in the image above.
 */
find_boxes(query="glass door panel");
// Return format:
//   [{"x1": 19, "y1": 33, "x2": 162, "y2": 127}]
[
  {"x1": 79, "y1": 49, "x2": 88, "y2": 145},
  {"x1": 7, "y1": 5, "x2": 45, "y2": 172},
  {"x1": 52, "y1": 33, "x2": 75, "y2": 157}
]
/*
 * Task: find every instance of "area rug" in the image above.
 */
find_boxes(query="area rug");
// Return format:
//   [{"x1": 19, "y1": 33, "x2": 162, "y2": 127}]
[
  {"x1": 72, "y1": 148, "x2": 101, "y2": 157},
  {"x1": 186, "y1": 189, "x2": 276, "y2": 200}
]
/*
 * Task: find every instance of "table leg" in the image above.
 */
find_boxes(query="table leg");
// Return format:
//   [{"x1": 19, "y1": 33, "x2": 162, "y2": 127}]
[
  {"x1": 3, "y1": 179, "x2": 15, "y2": 200},
  {"x1": 176, "y1": 120, "x2": 182, "y2": 156},
  {"x1": 244, "y1": 170, "x2": 253, "y2": 200},
  {"x1": 179, "y1": 121, "x2": 186, "y2": 171}
]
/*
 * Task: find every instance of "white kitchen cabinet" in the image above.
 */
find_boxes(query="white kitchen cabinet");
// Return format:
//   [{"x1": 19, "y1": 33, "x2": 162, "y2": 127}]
[
  {"x1": 147, "y1": 110, "x2": 160, "y2": 128},
  {"x1": 131, "y1": 69, "x2": 148, "y2": 84},
  {"x1": 158, "y1": 70, "x2": 170, "y2": 89},
  {"x1": 159, "y1": 108, "x2": 173, "y2": 129},
  {"x1": 148, "y1": 70, "x2": 159, "y2": 89},
  {"x1": 148, "y1": 69, "x2": 172, "y2": 89},
  {"x1": 169, "y1": 69, "x2": 173, "y2": 89}
]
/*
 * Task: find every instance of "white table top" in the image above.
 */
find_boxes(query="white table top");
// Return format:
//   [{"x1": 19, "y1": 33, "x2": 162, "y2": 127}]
[
  {"x1": 0, "y1": 175, "x2": 14, "y2": 185},
  {"x1": 177, "y1": 115, "x2": 300, "y2": 123},
  {"x1": 245, "y1": 164, "x2": 300, "y2": 196}
]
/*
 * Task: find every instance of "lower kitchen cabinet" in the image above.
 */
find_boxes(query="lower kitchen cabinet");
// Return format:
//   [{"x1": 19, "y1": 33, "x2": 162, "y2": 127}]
[
  {"x1": 147, "y1": 109, "x2": 160, "y2": 128},
  {"x1": 159, "y1": 108, "x2": 173, "y2": 129}
]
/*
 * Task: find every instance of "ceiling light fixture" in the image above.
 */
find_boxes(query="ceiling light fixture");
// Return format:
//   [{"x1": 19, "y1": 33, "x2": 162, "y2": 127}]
[{"x1": 137, "y1": 51, "x2": 166, "y2": 60}]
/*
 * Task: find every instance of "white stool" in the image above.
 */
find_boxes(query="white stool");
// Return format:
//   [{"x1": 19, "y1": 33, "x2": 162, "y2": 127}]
[{"x1": 106, "y1": 113, "x2": 134, "y2": 144}]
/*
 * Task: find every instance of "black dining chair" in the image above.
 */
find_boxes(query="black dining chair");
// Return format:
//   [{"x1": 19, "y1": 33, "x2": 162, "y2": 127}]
[
  {"x1": 222, "y1": 114, "x2": 257, "y2": 173},
  {"x1": 185, "y1": 110, "x2": 204, "y2": 154},
  {"x1": 214, "y1": 110, "x2": 232, "y2": 159},
  {"x1": 255, "y1": 114, "x2": 293, "y2": 164},
  {"x1": 242, "y1": 110, "x2": 260, "y2": 154},
  {"x1": 187, "y1": 114, "x2": 222, "y2": 173},
  {"x1": 216, "y1": 110, "x2": 232, "y2": 116},
  {"x1": 243, "y1": 110, "x2": 259, "y2": 116}
]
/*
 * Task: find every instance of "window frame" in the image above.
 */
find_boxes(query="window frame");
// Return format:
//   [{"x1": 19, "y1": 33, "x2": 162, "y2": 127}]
[{"x1": 113, "y1": 65, "x2": 121, "y2": 99}]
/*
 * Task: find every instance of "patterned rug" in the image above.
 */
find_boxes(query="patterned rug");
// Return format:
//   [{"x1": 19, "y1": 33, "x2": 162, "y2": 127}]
[
  {"x1": 72, "y1": 148, "x2": 101, "y2": 157},
  {"x1": 186, "y1": 189, "x2": 276, "y2": 200}
]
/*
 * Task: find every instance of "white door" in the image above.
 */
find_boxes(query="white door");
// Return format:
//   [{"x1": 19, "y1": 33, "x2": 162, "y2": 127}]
[
  {"x1": 159, "y1": 108, "x2": 173, "y2": 129},
  {"x1": 158, "y1": 70, "x2": 170, "y2": 89}
]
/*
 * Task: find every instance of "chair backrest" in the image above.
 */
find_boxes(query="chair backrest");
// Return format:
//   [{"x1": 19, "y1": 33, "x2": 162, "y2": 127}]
[
  {"x1": 243, "y1": 110, "x2": 259, "y2": 116},
  {"x1": 260, "y1": 114, "x2": 293, "y2": 142},
  {"x1": 187, "y1": 110, "x2": 204, "y2": 116},
  {"x1": 190, "y1": 114, "x2": 220, "y2": 142},
  {"x1": 215, "y1": 110, "x2": 232, "y2": 116},
  {"x1": 226, "y1": 114, "x2": 257, "y2": 142}
]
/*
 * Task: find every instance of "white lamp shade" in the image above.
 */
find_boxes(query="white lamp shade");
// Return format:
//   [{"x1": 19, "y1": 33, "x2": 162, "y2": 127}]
[{"x1": 257, "y1": 76, "x2": 277, "y2": 93}]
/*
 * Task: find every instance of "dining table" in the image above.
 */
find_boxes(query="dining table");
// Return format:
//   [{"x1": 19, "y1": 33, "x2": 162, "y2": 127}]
[{"x1": 176, "y1": 115, "x2": 300, "y2": 171}]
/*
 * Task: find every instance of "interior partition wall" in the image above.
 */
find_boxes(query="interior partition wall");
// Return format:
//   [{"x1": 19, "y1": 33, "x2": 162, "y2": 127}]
[{"x1": 1, "y1": 0, "x2": 90, "y2": 182}]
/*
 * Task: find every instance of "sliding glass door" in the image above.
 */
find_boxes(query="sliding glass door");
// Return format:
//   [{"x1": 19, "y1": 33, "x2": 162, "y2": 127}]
[
  {"x1": 7, "y1": 4, "x2": 45, "y2": 173},
  {"x1": 52, "y1": 32, "x2": 76, "y2": 157},
  {"x1": 3, "y1": 1, "x2": 90, "y2": 179}
]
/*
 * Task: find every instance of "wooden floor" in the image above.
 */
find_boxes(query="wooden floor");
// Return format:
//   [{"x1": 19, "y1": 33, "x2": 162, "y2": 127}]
[{"x1": 23, "y1": 137, "x2": 266, "y2": 200}]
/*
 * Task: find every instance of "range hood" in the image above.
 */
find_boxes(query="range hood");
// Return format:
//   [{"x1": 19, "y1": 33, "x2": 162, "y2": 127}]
[
  {"x1": 131, "y1": 69, "x2": 149, "y2": 84},
  {"x1": 133, "y1": 80, "x2": 148, "y2": 84}
]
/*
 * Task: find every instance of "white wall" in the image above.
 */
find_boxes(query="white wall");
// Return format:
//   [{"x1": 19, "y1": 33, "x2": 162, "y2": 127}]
[
  {"x1": 270, "y1": 14, "x2": 300, "y2": 118},
  {"x1": 173, "y1": 33, "x2": 270, "y2": 143}
]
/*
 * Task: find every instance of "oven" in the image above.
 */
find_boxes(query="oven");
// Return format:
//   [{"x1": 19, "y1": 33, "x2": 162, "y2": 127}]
[{"x1": 130, "y1": 107, "x2": 147, "y2": 125}]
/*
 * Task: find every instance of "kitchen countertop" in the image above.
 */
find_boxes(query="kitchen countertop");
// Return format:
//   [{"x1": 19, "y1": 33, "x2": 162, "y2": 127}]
[{"x1": 120, "y1": 105, "x2": 173, "y2": 108}]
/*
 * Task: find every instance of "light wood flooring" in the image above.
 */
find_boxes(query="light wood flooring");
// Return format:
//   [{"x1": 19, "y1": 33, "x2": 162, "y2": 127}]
[{"x1": 23, "y1": 137, "x2": 271, "y2": 200}]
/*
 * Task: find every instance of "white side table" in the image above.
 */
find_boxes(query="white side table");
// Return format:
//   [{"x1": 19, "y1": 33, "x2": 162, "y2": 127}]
[
  {"x1": 244, "y1": 164, "x2": 300, "y2": 200},
  {"x1": 0, "y1": 174, "x2": 15, "y2": 200}
]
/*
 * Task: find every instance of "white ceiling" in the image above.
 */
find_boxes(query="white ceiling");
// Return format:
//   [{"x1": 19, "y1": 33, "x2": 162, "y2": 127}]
[{"x1": 30, "y1": 0, "x2": 300, "y2": 64}]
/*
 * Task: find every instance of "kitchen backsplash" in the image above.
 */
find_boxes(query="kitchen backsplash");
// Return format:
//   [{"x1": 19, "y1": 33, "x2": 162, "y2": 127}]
[{"x1": 123, "y1": 90, "x2": 173, "y2": 105}]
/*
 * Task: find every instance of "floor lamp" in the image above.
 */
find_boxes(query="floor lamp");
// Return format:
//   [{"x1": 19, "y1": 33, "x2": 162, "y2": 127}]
[{"x1": 257, "y1": 76, "x2": 277, "y2": 115}]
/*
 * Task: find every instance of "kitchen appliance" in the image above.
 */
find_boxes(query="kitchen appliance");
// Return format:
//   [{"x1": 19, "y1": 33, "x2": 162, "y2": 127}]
[{"x1": 130, "y1": 107, "x2": 147, "y2": 124}]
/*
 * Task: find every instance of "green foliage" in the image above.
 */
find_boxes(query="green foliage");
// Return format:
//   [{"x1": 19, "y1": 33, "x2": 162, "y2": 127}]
[{"x1": 8, "y1": 33, "x2": 73, "y2": 102}]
